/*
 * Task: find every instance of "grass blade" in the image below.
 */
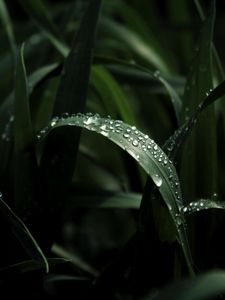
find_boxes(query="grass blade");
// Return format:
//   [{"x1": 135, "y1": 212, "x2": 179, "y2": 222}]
[
  {"x1": 94, "y1": 56, "x2": 182, "y2": 122},
  {"x1": 179, "y1": 0, "x2": 216, "y2": 199},
  {"x1": 14, "y1": 44, "x2": 33, "y2": 152},
  {"x1": 13, "y1": 44, "x2": 38, "y2": 219},
  {"x1": 182, "y1": 199, "x2": 225, "y2": 215},
  {"x1": 38, "y1": 113, "x2": 194, "y2": 274},
  {"x1": 0, "y1": 0, "x2": 16, "y2": 62},
  {"x1": 38, "y1": 0, "x2": 102, "y2": 249},
  {"x1": 0, "y1": 258, "x2": 68, "y2": 276},
  {"x1": 0, "y1": 194, "x2": 48, "y2": 272},
  {"x1": 90, "y1": 66, "x2": 136, "y2": 124},
  {"x1": 100, "y1": 18, "x2": 171, "y2": 74},
  {"x1": 67, "y1": 191, "x2": 141, "y2": 209}
]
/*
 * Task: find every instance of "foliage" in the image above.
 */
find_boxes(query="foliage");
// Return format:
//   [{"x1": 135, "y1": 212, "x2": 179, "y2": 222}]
[{"x1": 1, "y1": 0, "x2": 225, "y2": 298}]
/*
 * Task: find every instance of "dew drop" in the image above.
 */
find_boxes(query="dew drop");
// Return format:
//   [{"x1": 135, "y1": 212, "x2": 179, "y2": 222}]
[
  {"x1": 132, "y1": 139, "x2": 139, "y2": 147},
  {"x1": 123, "y1": 133, "x2": 130, "y2": 139},
  {"x1": 152, "y1": 174, "x2": 162, "y2": 187}
]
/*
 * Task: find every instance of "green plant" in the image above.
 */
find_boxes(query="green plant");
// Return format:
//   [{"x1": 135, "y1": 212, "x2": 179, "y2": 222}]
[{"x1": 1, "y1": 0, "x2": 225, "y2": 299}]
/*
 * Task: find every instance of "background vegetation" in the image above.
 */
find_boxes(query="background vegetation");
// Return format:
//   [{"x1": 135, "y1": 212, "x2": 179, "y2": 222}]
[{"x1": 1, "y1": 0, "x2": 225, "y2": 298}]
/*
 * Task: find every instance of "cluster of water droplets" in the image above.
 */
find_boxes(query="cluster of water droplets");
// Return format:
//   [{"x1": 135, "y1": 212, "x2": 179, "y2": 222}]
[
  {"x1": 182, "y1": 199, "x2": 225, "y2": 215},
  {"x1": 37, "y1": 113, "x2": 184, "y2": 213}
]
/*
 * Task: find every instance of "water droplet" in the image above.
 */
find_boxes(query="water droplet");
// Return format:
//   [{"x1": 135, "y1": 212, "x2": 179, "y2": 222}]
[
  {"x1": 153, "y1": 145, "x2": 158, "y2": 151},
  {"x1": 132, "y1": 139, "x2": 139, "y2": 147},
  {"x1": 123, "y1": 133, "x2": 130, "y2": 139},
  {"x1": 152, "y1": 174, "x2": 162, "y2": 187}
]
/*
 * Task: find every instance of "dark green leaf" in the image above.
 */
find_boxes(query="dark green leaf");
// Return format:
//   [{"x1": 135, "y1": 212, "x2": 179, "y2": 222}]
[{"x1": 0, "y1": 195, "x2": 48, "y2": 272}]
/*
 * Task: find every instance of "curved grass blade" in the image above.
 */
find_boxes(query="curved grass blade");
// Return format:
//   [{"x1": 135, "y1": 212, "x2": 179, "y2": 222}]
[
  {"x1": 182, "y1": 199, "x2": 225, "y2": 215},
  {"x1": 37, "y1": 113, "x2": 194, "y2": 274},
  {"x1": 14, "y1": 44, "x2": 33, "y2": 152},
  {"x1": 163, "y1": 78, "x2": 225, "y2": 163},
  {"x1": 0, "y1": 194, "x2": 48, "y2": 272},
  {"x1": 0, "y1": 0, "x2": 17, "y2": 62},
  {"x1": 0, "y1": 258, "x2": 68, "y2": 276}
]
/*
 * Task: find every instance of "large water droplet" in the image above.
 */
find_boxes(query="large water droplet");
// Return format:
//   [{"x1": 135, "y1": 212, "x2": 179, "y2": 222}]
[
  {"x1": 152, "y1": 174, "x2": 162, "y2": 187},
  {"x1": 132, "y1": 139, "x2": 139, "y2": 147}
]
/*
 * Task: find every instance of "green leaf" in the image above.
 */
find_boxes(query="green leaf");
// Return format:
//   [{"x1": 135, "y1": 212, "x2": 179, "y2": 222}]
[
  {"x1": 90, "y1": 65, "x2": 136, "y2": 124},
  {"x1": 182, "y1": 199, "x2": 225, "y2": 215},
  {"x1": 67, "y1": 191, "x2": 141, "y2": 209},
  {"x1": 13, "y1": 44, "x2": 38, "y2": 218},
  {"x1": 0, "y1": 0, "x2": 17, "y2": 62},
  {"x1": 38, "y1": 0, "x2": 103, "y2": 249},
  {"x1": 100, "y1": 18, "x2": 171, "y2": 74},
  {"x1": 179, "y1": 0, "x2": 216, "y2": 199},
  {"x1": 0, "y1": 195, "x2": 48, "y2": 272},
  {"x1": 38, "y1": 113, "x2": 194, "y2": 274},
  {"x1": 94, "y1": 55, "x2": 182, "y2": 122},
  {"x1": 163, "y1": 77, "x2": 225, "y2": 163},
  {"x1": 14, "y1": 44, "x2": 33, "y2": 152}
]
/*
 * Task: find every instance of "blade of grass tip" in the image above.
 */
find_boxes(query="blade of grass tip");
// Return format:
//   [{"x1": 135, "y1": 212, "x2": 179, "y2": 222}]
[
  {"x1": 0, "y1": 193, "x2": 48, "y2": 272},
  {"x1": 18, "y1": 0, "x2": 68, "y2": 57},
  {"x1": 13, "y1": 44, "x2": 40, "y2": 226},
  {"x1": 38, "y1": 0, "x2": 102, "y2": 249},
  {"x1": 178, "y1": 0, "x2": 217, "y2": 200},
  {"x1": 37, "y1": 113, "x2": 194, "y2": 275},
  {"x1": 0, "y1": 0, "x2": 17, "y2": 63}
]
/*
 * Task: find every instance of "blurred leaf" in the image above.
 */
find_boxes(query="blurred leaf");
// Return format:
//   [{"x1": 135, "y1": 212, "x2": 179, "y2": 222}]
[
  {"x1": 100, "y1": 18, "x2": 171, "y2": 74},
  {"x1": 13, "y1": 44, "x2": 38, "y2": 218},
  {"x1": 67, "y1": 191, "x2": 141, "y2": 209},
  {"x1": 0, "y1": 0, "x2": 16, "y2": 62},
  {"x1": 0, "y1": 195, "x2": 48, "y2": 272},
  {"x1": 18, "y1": 0, "x2": 68, "y2": 56},
  {"x1": 52, "y1": 244, "x2": 99, "y2": 277},
  {"x1": 179, "y1": 0, "x2": 216, "y2": 199},
  {"x1": 182, "y1": 199, "x2": 225, "y2": 215},
  {"x1": 14, "y1": 44, "x2": 33, "y2": 152},
  {"x1": 146, "y1": 270, "x2": 225, "y2": 300},
  {"x1": 38, "y1": 113, "x2": 193, "y2": 274},
  {"x1": 0, "y1": 258, "x2": 68, "y2": 276},
  {"x1": 90, "y1": 65, "x2": 136, "y2": 124},
  {"x1": 94, "y1": 56, "x2": 182, "y2": 122},
  {"x1": 38, "y1": 0, "x2": 102, "y2": 249}
]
